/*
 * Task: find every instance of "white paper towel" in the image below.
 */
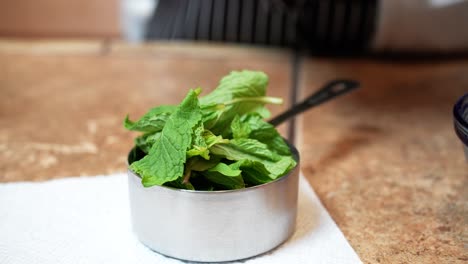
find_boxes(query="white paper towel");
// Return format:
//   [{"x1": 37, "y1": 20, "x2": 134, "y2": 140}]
[{"x1": 0, "y1": 173, "x2": 362, "y2": 264}]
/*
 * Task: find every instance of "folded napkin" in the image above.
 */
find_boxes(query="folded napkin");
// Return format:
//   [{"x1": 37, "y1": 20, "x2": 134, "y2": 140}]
[{"x1": 0, "y1": 173, "x2": 361, "y2": 264}]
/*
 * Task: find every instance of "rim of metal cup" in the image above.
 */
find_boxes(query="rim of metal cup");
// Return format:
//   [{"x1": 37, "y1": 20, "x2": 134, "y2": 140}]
[{"x1": 127, "y1": 142, "x2": 300, "y2": 193}]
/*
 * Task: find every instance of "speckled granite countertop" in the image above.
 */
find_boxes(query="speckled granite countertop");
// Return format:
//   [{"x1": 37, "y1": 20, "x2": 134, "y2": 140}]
[{"x1": 0, "y1": 39, "x2": 466, "y2": 263}]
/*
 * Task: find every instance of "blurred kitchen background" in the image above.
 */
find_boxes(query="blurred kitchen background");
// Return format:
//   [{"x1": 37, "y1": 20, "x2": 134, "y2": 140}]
[{"x1": 1, "y1": 0, "x2": 467, "y2": 55}]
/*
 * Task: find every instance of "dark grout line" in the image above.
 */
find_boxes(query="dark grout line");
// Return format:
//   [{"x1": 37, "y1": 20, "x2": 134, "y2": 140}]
[{"x1": 287, "y1": 50, "x2": 301, "y2": 144}]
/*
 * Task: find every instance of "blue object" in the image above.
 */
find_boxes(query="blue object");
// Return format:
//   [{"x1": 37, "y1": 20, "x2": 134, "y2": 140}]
[{"x1": 453, "y1": 93, "x2": 468, "y2": 160}]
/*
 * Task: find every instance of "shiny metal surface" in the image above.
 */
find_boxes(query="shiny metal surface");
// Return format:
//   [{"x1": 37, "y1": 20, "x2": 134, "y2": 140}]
[{"x1": 127, "y1": 147, "x2": 300, "y2": 262}]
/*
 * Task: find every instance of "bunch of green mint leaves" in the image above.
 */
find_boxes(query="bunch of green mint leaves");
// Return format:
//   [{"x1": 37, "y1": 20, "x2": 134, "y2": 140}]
[{"x1": 124, "y1": 70, "x2": 296, "y2": 191}]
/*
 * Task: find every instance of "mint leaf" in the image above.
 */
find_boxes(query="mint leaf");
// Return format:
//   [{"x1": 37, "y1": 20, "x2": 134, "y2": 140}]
[
  {"x1": 202, "y1": 130, "x2": 229, "y2": 147},
  {"x1": 186, "y1": 156, "x2": 220, "y2": 172},
  {"x1": 130, "y1": 89, "x2": 202, "y2": 187},
  {"x1": 200, "y1": 70, "x2": 269, "y2": 105},
  {"x1": 186, "y1": 122, "x2": 210, "y2": 160},
  {"x1": 268, "y1": 156, "x2": 297, "y2": 179},
  {"x1": 207, "y1": 162, "x2": 242, "y2": 176},
  {"x1": 201, "y1": 103, "x2": 224, "y2": 129},
  {"x1": 124, "y1": 105, "x2": 176, "y2": 133},
  {"x1": 210, "y1": 138, "x2": 296, "y2": 179},
  {"x1": 124, "y1": 70, "x2": 298, "y2": 190},
  {"x1": 230, "y1": 160, "x2": 273, "y2": 185},
  {"x1": 231, "y1": 113, "x2": 291, "y2": 155},
  {"x1": 231, "y1": 115, "x2": 251, "y2": 139},
  {"x1": 201, "y1": 162, "x2": 245, "y2": 189},
  {"x1": 181, "y1": 156, "x2": 220, "y2": 187},
  {"x1": 134, "y1": 132, "x2": 161, "y2": 153},
  {"x1": 200, "y1": 70, "x2": 282, "y2": 136},
  {"x1": 210, "y1": 138, "x2": 280, "y2": 161},
  {"x1": 186, "y1": 124, "x2": 229, "y2": 160}
]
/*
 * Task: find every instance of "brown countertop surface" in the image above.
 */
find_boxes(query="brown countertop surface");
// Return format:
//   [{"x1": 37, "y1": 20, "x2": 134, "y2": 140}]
[{"x1": 1, "y1": 39, "x2": 466, "y2": 263}]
